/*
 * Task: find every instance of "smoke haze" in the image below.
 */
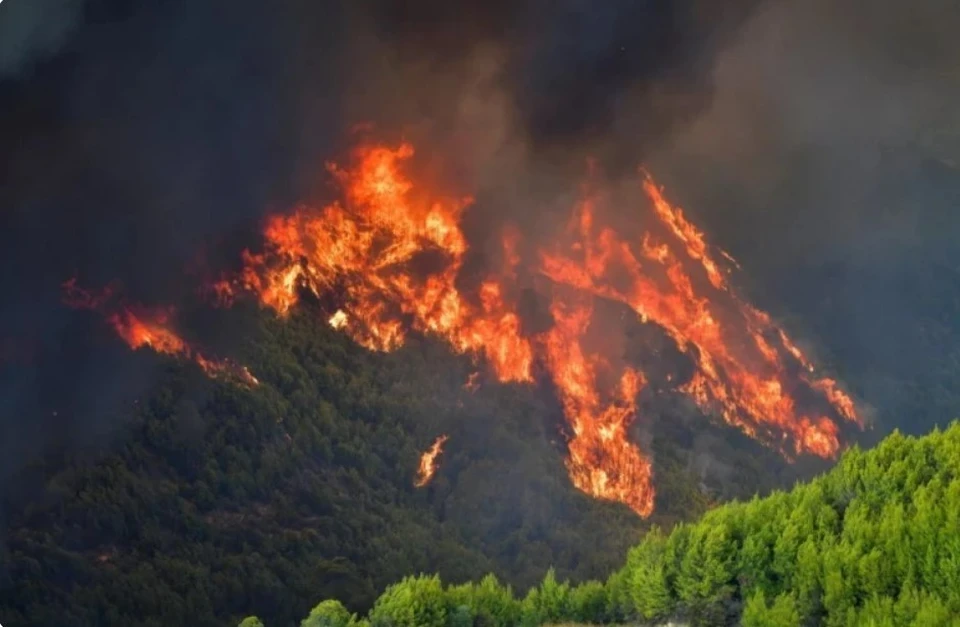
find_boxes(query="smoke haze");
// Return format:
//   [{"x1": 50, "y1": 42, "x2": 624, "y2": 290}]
[
  {"x1": 1, "y1": 0, "x2": 959, "y2": 487},
  {"x1": 647, "y1": 0, "x2": 960, "y2": 434}
]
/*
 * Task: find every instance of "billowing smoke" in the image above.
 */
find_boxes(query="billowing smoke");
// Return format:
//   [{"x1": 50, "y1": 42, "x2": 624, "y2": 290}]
[
  {"x1": 0, "y1": 0, "x2": 765, "y2": 489},
  {"x1": 647, "y1": 0, "x2": 960, "y2": 434},
  {"x1": 1, "y1": 0, "x2": 956, "y2": 491},
  {"x1": 0, "y1": 0, "x2": 348, "y2": 483}
]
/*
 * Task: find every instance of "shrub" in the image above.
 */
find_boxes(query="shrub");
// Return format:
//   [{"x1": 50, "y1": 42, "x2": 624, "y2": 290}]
[
  {"x1": 302, "y1": 599, "x2": 358, "y2": 627},
  {"x1": 368, "y1": 575, "x2": 447, "y2": 627}
]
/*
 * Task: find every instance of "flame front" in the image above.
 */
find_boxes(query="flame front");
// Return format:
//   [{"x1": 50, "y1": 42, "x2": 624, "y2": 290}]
[
  {"x1": 215, "y1": 144, "x2": 534, "y2": 382},
  {"x1": 543, "y1": 294, "x2": 654, "y2": 516},
  {"x1": 538, "y1": 177, "x2": 861, "y2": 461},
  {"x1": 415, "y1": 434, "x2": 449, "y2": 487},
  {"x1": 63, "y1": 280, "x2": 258, "y2": 386},
  {"x1": 210, "y1": 141, "x2": 860, "y2": 517}
]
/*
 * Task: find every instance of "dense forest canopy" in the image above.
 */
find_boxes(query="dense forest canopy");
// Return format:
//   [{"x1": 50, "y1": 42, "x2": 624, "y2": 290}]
[
  {"x1": 3, "y1": 1, "x2": 960, "y2": 626},
  {"x1": 0, "y1": 305, "x2": 803, "y2": 627},
  {"x1": 236, "y1": 424, "x2": 960, "y2": 627}
]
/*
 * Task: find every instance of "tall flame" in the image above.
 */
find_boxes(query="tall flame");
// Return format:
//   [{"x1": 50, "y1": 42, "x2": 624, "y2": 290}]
[
  {"x1": 214, "y1": 144, "x2": 534, "y2": 383},
  {"x1": 209, "y1": 141, "x2": 860, "y2": 517},
  {"x1": 63, "y1": 279, "x2": 258, "y2": 386},
  {"x1": 415, "y1": 434, "x2": 449, "y2": 488}
]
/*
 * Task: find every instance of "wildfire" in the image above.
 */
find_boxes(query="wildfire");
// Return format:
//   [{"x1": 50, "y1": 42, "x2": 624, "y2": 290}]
[
  {"x1": 538, "y1": 176, "x2": 862, "y2": 461},
  {"x1": 208, "y1": 140, "x2": 860, "y2": 517},
  {"x1": 543, "y1": 295, "x2": 654, "y2": 516},
  {"x1": 62, "y1": 279, "x2": 258, "y2": 386},
  {"x1": 415, "y1": 434, "x2": 449, "y2": 487},
  {"x1": 214, "y1": 143, "x2": 534, "y2": 382}
]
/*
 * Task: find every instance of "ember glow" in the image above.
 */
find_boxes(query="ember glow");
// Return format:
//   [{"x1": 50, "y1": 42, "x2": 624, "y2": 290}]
[
  {"x1": 62, "y1": 279, "x2": 259, "y2": 386},
  {"x1": 208, "y1": 140, "x2": 860, "y2": 517},
  {"x1": 415, "y1": 434, "x2": 449, "y2": 488}
]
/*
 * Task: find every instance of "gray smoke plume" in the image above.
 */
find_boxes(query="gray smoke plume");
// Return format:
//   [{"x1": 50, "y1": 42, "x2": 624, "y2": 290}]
[
  {"x1": 0, "y1": 0, "x2": 84, "y2": 77},
  {"x1": 648, "y1": 0, "x2": 960, "y2": 434}
]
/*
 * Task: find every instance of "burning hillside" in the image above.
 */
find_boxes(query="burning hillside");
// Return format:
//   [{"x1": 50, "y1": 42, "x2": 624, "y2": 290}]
[
  {"x1": 191, "y1": 139, "x2": 858, "y2": 517},
  {"x1": 62, "y1": 279, "x2": 259, "y2": 387},
  {"x1": 63, "y1": 139, "x2": 862, "y2": 517}
]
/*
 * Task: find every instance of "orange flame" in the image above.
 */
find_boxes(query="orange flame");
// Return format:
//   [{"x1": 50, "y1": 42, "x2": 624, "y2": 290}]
[
  {"x1": 415, "y1": 434, "x2": 449, "y2": 487},
  {"x1": 214, "y1": 141, "x2": 861, "y2": 517},
  {"x1": 63, "y1": 279, "x2": 258, "y2": 386},
  {"x1": 543, "y1": 294, "x2": 654, "y2": 516},
  {"x1": 214, "y1": 143, "x2": 534, "y2": 382}
]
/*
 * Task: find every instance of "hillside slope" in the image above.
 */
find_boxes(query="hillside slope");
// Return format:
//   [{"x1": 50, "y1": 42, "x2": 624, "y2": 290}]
[
  {"x1": 0, "y1": 305, "x2": 798, "y2": 627},
  {"x1": 256, "y1": 423, "x2": 960, "y2": 626}
]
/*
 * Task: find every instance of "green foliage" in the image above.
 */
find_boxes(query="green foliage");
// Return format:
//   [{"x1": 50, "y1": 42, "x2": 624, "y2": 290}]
[
  {"x1": 53, "y1": 421, "x2": 959, "y2": 627},
  {"x1": 567, "y1": 580, "x2": 607, "y2": 624},
  {"x1": 237, "y1": 618, "x2": 265, "y2": 627},
  {"x1": 368, "y1": 575, "x2": 447, "y2": 627},
  {"x1": 609, "y1": 423, "x2": 960, "y2": 626},
  {"x1": 447, "y1": 604, "x2": 473, "y2": 627},
  {"x1": 291, "y1": 423, "x2": 960, "y2": 627},
  {"x1": 302, "y1": 599, "x2": 357, "y2": 627},
  {"x1": 625, "y1": 528, "x2": 671, "y2": 620},
  {"x1": 519, "y1": 569, "x2": 571, "y2": 626},
  {"x1": 741, "y1": 590, "x2": 801, "y2": 627},
  {"x1": 446, "y1": 574, "x2": 521, "y2": 627},
  {"x1": 0, "y1": 306, "x2": 791, "y2": 627}
]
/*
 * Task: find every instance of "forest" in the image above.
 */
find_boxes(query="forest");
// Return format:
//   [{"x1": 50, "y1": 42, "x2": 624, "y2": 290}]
[
  {"x1": 238, "y1": 423, "x2": 960, "y2": 627},
  {"x1": 3, "y1": 146, "x2": 959, "y2": 627},
  {"x1": 3, "y1": 1, "x2": 960, "y2": 626},
  {"x1": 0, "y1": 304, "x2": 803, "y2": 627}
]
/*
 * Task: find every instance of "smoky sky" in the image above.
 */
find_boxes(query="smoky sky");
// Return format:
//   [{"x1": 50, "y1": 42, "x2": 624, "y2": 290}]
[
  {"x1": 2, "y1": 0, "x2": 959, "y2": 491},
  {"x1": 0, "y1": 0, "x2": 767, "y2": 489},
  {"x1": 360, "y1": 0, "x2": 761, "y2": 149},
  {"x1": 647, "y1": 0, "x2": 960, "y2": 435},
  {"x1": 0, "y1": 0, "x2": 348, "y2": 486}
]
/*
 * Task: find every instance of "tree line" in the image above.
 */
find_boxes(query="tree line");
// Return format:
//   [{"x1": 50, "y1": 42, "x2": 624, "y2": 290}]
[{"x1": 239, "y1": 423, "x2": 960, "y2": 626}]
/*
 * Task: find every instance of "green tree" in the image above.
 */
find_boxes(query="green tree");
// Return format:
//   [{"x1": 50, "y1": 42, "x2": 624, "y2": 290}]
[
  {"x1": 447, "y1": 574, "x2": 521, "y2": 627},
  {"x1": 519, "y1": 569, "x2": 570, "y2": 627},
  {"x1": 368, "y1": 575, "x2": 447, "y2": 627},
  {"x1": 626, "y1": 528, "x2": 672, "y2": 620},
  {"x1": 302, "y1": 599, "x2": 357, "y2": 627},
  {"x1": 741, "y1": 590, "x2": 801, "y2": 627},
  {"x1": 568, "y1": 580, "x2": 607, "y2": 624}
]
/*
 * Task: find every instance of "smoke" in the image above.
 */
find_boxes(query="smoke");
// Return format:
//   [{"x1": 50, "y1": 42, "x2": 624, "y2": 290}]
[
  {"x1": 0, "y1": 0, "x2": 84, "y2": 77},
  {"x1": 0, "y1": 0, "x2": 349, "y2": 487},
  {"x1": 651, "y1": 0, "x2": 960, "y2": 249},
  {"x1": 11, "y1": 0, "x2": 949, "y2": 495},
  {"x1": 357, "y1": 0, "x2": 762, "y2": 149},
  {"x1": 0, "y1": 0, "x2": 772, "y2": 489},
  {"x1": 646, "y1": 0, "x2": 960, "y2": 432}
]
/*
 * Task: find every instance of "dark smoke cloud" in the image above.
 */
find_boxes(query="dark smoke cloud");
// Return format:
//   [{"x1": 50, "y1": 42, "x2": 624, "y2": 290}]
[
  {"x1": 6, "y1": 0, "x2": 956, "y2": 488},
  {"x1": 358, "y1": 0, "x2": 763, "y2": 160},
  {"x1": 0, "y1": 0, "x2": 767, "y2": 489},
  {"x1": 648, "y1": 0, "x2": 960, "y2": 434},
  {"x1": 0, "y1": 0, "x2": 84, "y2": 77},
  {"x1": 0, "y1": 0, "x2": 348, "y2": 487}
]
